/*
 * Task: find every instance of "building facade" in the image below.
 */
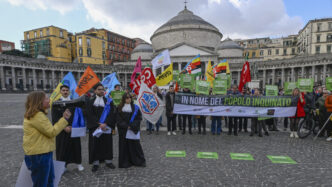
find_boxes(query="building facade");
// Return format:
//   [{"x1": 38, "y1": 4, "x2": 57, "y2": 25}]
[{"x1": 0, "y1": 40, "x2": 15, "y2": 53}]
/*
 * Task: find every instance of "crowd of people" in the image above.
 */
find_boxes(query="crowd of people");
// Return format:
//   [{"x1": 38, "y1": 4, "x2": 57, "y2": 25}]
[{"x1": 22, "y1": 81, "x2": 332, "y2": 186}]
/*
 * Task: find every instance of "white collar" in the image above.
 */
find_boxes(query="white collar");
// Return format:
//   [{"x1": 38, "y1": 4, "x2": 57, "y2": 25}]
[
  {"x1": 60, "y1": 96, "x2": 71, "y2": 101},
  {"x1": 93, "y1": 95, "x2": 105, "y2": 107}
]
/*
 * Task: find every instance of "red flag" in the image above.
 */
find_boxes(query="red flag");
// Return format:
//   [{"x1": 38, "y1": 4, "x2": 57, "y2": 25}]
[
  {"x1": 238, "y1": 61, "x2": 251, "y2": 92},
  {"x1": 129, "y1": 67, "x2": 156, "y2": 95},
  {"x1": 175, "y1": 81, "x2": 179, "y2": 92},
  {"x1": 131, "y1": 56, "x2": 142, "y2": 82},
  {"x1": 75, "y1": 66, "x2": 100, "y2": 96}
]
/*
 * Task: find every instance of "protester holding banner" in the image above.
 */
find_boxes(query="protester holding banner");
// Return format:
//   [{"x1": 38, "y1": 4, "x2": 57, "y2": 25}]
[
  {"x1": 23, "y1": 91, "x2": 71, "y2": 187},
  {"x1": 51, "y1": 85, "x2": 84, "y2": 171},
  {"x1": 181, "y1": 87, "x2": 193, "y2": 135},
  {"x1": 227, "y1": 85, "x2": 241, "y2": 136},
  {"x1": 210, "y1": 89, "x2": 222, "y2": 135},
  {"x1": 166, "y1": 85, "x2": 177, "y2": 135},
  {"x1": 290, "y1": 88, "x2": 305, "y2": 138},
  {"x1": 116, "y1": 93, "x2": 146, "y2": 168},
  {"x1": 250, "y1": 89, "x2": 265, "y2": 137},
  {"x1": 239, "y1": 88, "x2": 249, "y2": 133},
  {"x1": 86, "y1": 83, "x2": 116, "y2": 172}
]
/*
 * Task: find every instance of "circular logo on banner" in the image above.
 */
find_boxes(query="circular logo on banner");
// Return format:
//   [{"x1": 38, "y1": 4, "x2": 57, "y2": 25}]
[{"x1": 138, "y1": 91, "x2": 159, "y2": 115}]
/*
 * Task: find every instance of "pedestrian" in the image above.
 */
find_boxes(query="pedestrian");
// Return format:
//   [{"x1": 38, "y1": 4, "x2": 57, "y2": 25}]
[
  {"x1": 116, "y1": 93, "x2": 146, "y2": 168},
  {"x1": 51, "y1": 85, "x2": 84, "y2": 171},
  {"x1": 165, "y1": 85, "x2": 177, "y2": 135},
  {"x1": 181, "y1": 87, "x2": 193, "y2": 135},
  {"x1": 250, "y1": 89, "x2": 265, "y2": 137},
  {"x1": 290, "y1": 88, "x2": 305, "y2": 138},
  {"x1": 227, "y1": 85, "x2": 240, "y2": 136},
  {"x1": 324, "y1": 91, "x2": 332, "y2": 141},
  {"x1": 23, "y1": 91, "x2": 71, "y2": 186},
  {"x1": 86, "y1": 83, "x2": 116, "y2": 172}
]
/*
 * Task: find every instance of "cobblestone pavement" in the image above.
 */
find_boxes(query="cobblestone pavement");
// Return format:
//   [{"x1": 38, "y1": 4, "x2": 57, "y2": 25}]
[{"x1": 1, "y1": 93, "x2": 332, "y2": 187}]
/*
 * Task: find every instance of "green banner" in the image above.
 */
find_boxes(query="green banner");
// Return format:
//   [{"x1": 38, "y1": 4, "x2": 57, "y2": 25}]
[
  {"x1": 265, "y1": 85, "x2": 278, "y2": 96},
  {"x1": 195, "y1": 80, "x2": 210, "y2": 95},
  {"x1": 297, "y1": 78, "x2": 314, "y2": 92},
  {"x1": 197, "y1": 152, "x2": 218, "y2": 159},
  {"x1": 230, "y1": 153, "x2": 254, "y2": 161},
  {"x1": 326, "y1": 77, "x2": 332, "y2": 91},
  {"x1": 111, "y1": 90, "x2": 125, "y2": 106},
  {"x1": 173, "y1": 70, "x2": 180, "y2": 82},
  {"x1": 215, "y1": 73, "x2": 231, "y2": 89},
  {"x1": 284, "y1": 82, "x2": 297, "y2": 95},
  {"x1": 165, "y1": 151, "x2": 186, "y2": 158},
  {"x1": 213, "y1": 79, "x2": 227, "y2": 95},
  {"x1": 267, "y1": 155, "x2": 297, "y2": 164},
  {"x1": 180, "y1": 74, "x2": 195, "y2": 90}
]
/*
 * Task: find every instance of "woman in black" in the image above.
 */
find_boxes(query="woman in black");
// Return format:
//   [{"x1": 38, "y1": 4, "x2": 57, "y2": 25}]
[{"x1": 116, "y1": 93, "x2": 146, "y2": 168}]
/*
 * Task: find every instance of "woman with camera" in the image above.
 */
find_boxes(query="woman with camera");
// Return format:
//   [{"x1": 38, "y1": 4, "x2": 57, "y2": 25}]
[{"x1": 23, "y1": 91, "x2": 71, "y2": 187}]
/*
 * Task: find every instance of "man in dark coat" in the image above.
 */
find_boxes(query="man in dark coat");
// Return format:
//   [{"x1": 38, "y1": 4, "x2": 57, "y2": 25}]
[
  {"x1": 51, "y1": 85, "x2": 84, "y2": 171},
  {"x1": 86, "y1": 83, "x2": 116, "y2": 172},
  {"x1": 165, "y1": 85, "x2": 177, "y2": 135},
  {"x1": 181, "y1": 87, "x2": 193, "y2": 135}
]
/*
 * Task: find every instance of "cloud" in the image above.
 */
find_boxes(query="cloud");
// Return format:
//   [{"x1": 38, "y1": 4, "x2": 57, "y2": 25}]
[{"x1": 6, "y1": 0, "x2": 80, "y2": 14}]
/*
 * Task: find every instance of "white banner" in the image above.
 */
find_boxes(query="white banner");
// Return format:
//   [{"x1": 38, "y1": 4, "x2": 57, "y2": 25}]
[
  {"x1": 137, "y1": 83, "x2": 165, "y2": 124},
  {"x1": 151, "y1": 49, "x2": 171, "y2": 69}
]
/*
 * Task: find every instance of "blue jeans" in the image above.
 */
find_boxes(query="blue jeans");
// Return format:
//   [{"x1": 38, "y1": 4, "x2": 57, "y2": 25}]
[
  {"x1": 24, "y1": 152, "x2": 54, "y2": 187},
  {"x1": 211, "y1": 117, "x2": 222, "y2": 134},
  {"x1": 148, "y1": 117, "x2": 162, "y2": 132}
]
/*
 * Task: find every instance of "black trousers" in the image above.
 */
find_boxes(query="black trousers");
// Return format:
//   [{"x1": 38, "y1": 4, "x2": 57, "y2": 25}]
[
  {"x1": 284, "y1": 118, "x2": 288, "y2": 129},
  {"x1": 198, "y1": 116, "x2": 206, "y2": 133},
  {"x1": 251, "y1": 118, "x2": 263, "y2": 135},
  {"x1": 182, "y1": 115, "x2": 192, "y2": 133},
  {"x1": 178, "y1": 115, "x2": 183, "y2": 130},
  {"x1": 167, "y1": 115, "x2": 177, "y2": 132},
  {"x1": 239, "y1": 117, "x2": 248, "y2": 131},
  {"x1": 228, "y1": 117, "x2": 238, "y2": 134}
]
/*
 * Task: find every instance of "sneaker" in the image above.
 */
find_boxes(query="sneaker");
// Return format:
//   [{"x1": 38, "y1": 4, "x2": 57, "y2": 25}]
[
  {"x1": 167, "y1": 132, "x2": 171, "y2": 136},
  {"x1": 294, "y1": 132, "x2": 299, "y2": 138},
  {"x1": 91, "y1": 165, "x2": 99, "y2": 172},
  {"x1": 290, "y1": 132, "x2": 294, "y2": 138},
  {"x1": 172, "y1": 131, "x2": 177, "y2": 135},
  {"x1": 77, "y1": 164, "x2": 84, "y2": 171},
  {"x1": 326, "y1": 136, "x2": 332, "y2": 141},
  {"x1": 106, "y1": 163, "x2": 116, "y2": 169}
]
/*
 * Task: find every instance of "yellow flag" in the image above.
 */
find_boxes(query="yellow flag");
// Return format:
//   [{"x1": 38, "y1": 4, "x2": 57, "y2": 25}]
[
  {"x1": 49, "y1": 82, "x2": 63, "y2": 106},
  {"x1": 206, "y1": 60, "x2": 214, "y2": 87},
  {"x1": 156, "y1": 63, "x2": 173, "y2": 86}
]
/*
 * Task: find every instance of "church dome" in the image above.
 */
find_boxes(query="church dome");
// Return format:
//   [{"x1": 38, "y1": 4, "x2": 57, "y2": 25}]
[
  {"x1": 218, "y1": 38, "x2": 243, "y2": 50},
  {"x1": 150, "y1": 8, "x2": 223, "y2": 53},
  {"x1": 218, "y1": 38, "x2": 243, "y2": 58},
  {"x1": 131, "y1": 43, "x2": 153, "y2": 60}
]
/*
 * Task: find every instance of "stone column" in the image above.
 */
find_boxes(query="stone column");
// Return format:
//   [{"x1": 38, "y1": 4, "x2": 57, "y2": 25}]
[
  {"x1": 237, "y1": 71, "x2": 241, "y2": 85},
  {"x1": 11, "y1": 67, "x2": 17, "y2": 90},
  {"x1": 281, "y1": 68, "x2": 285, "y2": 87},
  {"x1": 22, "y1": 68, "x2": 27, "y2": 91},
  {"x1": 32, "y1": 69, "x2": 37, "y2": 90},
  {"x1": 0, "y1": 66, "x2": 6, "y2": 90},
  {"x1": 60, "y1": 71, "x2": 64, "y2": 80},
  {"x1": 291, "y1": 67, "x2": 295, "y2": 82},
  {"x1": 124, "y1": 73, "x2": 127, "y2": 88},
  {"x1": 42, "y1": 69, "x2": 47, "y2": 90},
  {"x1": 272, "y1": 69, "x2": 275, "y2": 85},
  {"x1": 312, "y1": 66, "x2": 315, "y2": 81},
  {"x1": 178, "y1": 63, "x2": 181, "y2": 71},
  {"x1": 301, "y1": 66, "x2": 305, "y2": 78},
  {"x1": 51, "y1": 70, "x2": 55, "y2": 89},
  {"x1": 262, "y1": 69, "x2": 266, "y2": 87},
  {"x1": 323, "y1": 64, "x2": 327, "y2": 84}
]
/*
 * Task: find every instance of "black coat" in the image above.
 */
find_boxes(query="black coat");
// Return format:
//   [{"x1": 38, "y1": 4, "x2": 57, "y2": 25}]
[
  {"x1": 116, "y1": 103, "x2": 142, "y2": 134},
  {"x1": 165, "y1": 92, "x2": 175, "y2": 117}
]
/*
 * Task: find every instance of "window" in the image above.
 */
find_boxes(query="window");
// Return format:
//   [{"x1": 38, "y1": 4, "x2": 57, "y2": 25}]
[
  {"x1": 317, "y1": 35, "x2": 321, "y2": 43},
  {"x1": 40, "y1": 30, "x2": 43, "y2": 37},
  {"x1": 292, "y1": 48, "x2": 295, "y2": 55},
  {"x1": 329, "y1": 22, "x2": 332, "y2": 30},
  {"x1": 34, "y1": 31, "x2": 37, "y2": 38},
  {"x1": 252, "y1": 52, "x2": 256, "y2": 57},
  {"x1": 260, "y1": 50, "x2": 264, "y2": 56},
  {"x1": 327, "y1": 45, "x2": 331, "y2": 53},
  {"x1": 46, "y1": 28, "x2": 50, "y2": 36},
  {"x1": 268, "y1": 50, "x2": 271, "y2": 55},
  {"x1": 122, "y1": 40, "x2": 125, "y2": 45},
  {"x1": 26, "y1": 33, "x2": 29, "y2": 40},
  {"x1": 78, "y1": 37, "x2": 82, "y2": 47},
  {"x1": 316, "y1": 46, "x2": 320, "y2": 54},
  {"x1": 276, "y1": 49, "x2": 279, "y2": 55},
  {"x1": 79, "y1": 48, "x2": 83, "y2": 56},
  {"x1": 87, "y1": 48, "x2": 92, "y2": 57},
  {"x1": 283, "y1": 49, "x2": 287, "y2": 55},
  {"x1": 87, "y1": 38, "x2": 91, "y2": 47},
  {"x1": 102, "y1": 51, "x2": 106, "y2": 59},
  {"x1": 327, "y1": 34, "x2": 332, "y2": 42},
  {"x1": 60, "y1": 30, "x2": 63, "y2": 38},
  {"x1": 80, "y1": 58, "x2": 83, "y2": 63},
  {"x1": 317, "y1": 23, "x2": 322, "y2": 32},
  {"x1": 102, "y1": 42, "x2": 105, "y2": 50}
]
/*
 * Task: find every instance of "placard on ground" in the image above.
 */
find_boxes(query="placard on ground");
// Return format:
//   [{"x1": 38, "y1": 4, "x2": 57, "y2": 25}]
[
  {"x1": 267, "y1": 155, "x2": 297, "y2": 164},
  {"x1": 230, "y1": 153, "x2": 254, "y2": 160},
  {"x1": 165, "y1": 151, "x2": 186, "y2": 157},
  {"x1": 197, "y1": 152, "x2": 218, "y2": 159}
]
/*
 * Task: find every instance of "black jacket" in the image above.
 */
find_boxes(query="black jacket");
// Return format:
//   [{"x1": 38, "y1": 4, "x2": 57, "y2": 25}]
[
  {"x1": 116, "y1": 103, "x2": 142, "y2": 134},
  {"x1": 165, "y1": 92, "x2": 176, "y2": 117}
]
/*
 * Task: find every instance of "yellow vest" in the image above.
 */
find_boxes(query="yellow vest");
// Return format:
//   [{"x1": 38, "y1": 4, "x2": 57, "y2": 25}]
[{"x1": 23, "y1": 111, "x2": 68, "y2": 155}]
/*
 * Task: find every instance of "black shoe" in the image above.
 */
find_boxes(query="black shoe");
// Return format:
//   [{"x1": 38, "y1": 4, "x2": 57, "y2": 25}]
[
  {"x1": 239, "y1": 129, "x2": 242, "y2": 132},
  {"x1": 182, "y1": 131, "x2": 185, "y2": 135},
  {"x1": 265, "y1": 132, "x2": 269, "y2": 136},
  {"x1": 106, "y1": 163, "x2": 116, "y2": 169},
  {"x1": 198, "y1": 131, "x2": 201, "y2": 134},
  {"x1": 244, "y1": 129, "x2": 248, "y2": 133},
  {"x1": 258, "y1": 134, "x2": 263, "y2": 137},
  {"x1": 250, "y1": 133, "x2": 254, "y2": 136},
  {"x1": 189, "y1": 131, "x2": 193, "y2": 135},
  {"x1": 91, "y1": 165, "x2": 99, "y2": 172},
  {"x1": 140, "y1": 162, "x2": 146, "y2": 167}
]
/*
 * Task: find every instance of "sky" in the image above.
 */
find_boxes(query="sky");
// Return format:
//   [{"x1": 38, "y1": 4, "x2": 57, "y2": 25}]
[{"x1": 0, "y1": 0, "x2": 331, "y2": 49}]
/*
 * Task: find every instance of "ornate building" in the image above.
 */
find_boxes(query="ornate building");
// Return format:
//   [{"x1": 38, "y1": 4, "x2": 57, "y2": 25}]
[{"x1": 0, "y1": 7, "x2": 331, "y2": 91}]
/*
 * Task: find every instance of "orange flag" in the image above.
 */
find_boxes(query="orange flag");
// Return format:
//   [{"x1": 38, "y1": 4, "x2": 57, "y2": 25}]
[{"x1": 75, "y1": 66, "x2": 100, "y2": 96}]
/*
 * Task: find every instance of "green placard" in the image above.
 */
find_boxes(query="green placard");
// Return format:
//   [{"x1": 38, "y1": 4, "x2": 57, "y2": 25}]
[
  {"x1": 265, "y1": 85, "x2": 278, "y2": 96},
  {"x1": 326, "y1": 77, "x2": 332, "y2": 91},
  {"x1": 213, "y1": 79, "x2": 227, "y2": 95},
  {"x1": 195, "y1": 80, "x2": 210, "y2": 95},
  {"x1": 230, "y1": 153, "x2": 254, "y2": 161},
  {"x1": 173, "y1": 70, "x2": 180, "y2": 82},
  {"x1": 227, "y1": 74, "x2": 231, "y2": 89},
  {"x1": 180, "y1": 74, "x2": 195, "y2": 90},
  {"x1": 267, "y1": 155, "x2": 297, "y2": 164},
  {"x1": 111, "y1": 90, "x2": 125, "y2": 106},
  {"x1": 197, "y1": 152, "x2": 218, "y2": 159},
  {"x1": 284, "y1": 82, "x2": 297, "y2": 95},
  {"x1": 166, "y1": 150, "x2": 186, "y2": 157},
  {"x1": 215, "y1": 73, "x2": 231, "y2": 89},
  {"x1": 297, "y1": 78, "x2": 314, "y2": 92}
]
